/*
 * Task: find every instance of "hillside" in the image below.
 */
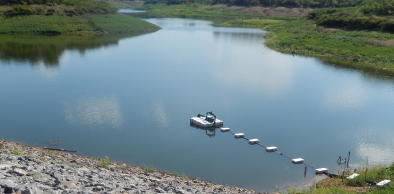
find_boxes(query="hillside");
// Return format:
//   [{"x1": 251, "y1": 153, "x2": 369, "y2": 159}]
[{"x1": 0, "y1": 0, "x2": 160, "y2": 35}]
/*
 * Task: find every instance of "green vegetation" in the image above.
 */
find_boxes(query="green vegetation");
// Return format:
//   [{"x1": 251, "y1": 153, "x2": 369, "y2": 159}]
[
  {"x1": 307, "y1": 6, "x2": 394, "y2": 32},
  {"x1": 284, "y1": 163, "x2": 394, "y2": 193},
  {"x1": 144, "y1": 0, "x2": 363, "y2": 7},
  {"x1": 221, "y1": 17, "x2": 394, "y2": 71},
  {"x1": 0, "y1": 14, "x2": 160, "y2": 34},
  {"x1": 141, "y1": 2, "x2": 394, "y2": 74},
  {"x1": 143, "y1": 164, "x2": 156, "y2": 173},
  {"x1": 0, "y1": 0, "x2": 160, "y2": 35},
  {"x1": 0, "y1": 0, "x2": 116, "y2": 16},
  {"x1": 98, "y1": 156, "x2": 110, "y2": 169},
  {"x1": 11, "y1": 150, "x2": 21, "y2": 155}
]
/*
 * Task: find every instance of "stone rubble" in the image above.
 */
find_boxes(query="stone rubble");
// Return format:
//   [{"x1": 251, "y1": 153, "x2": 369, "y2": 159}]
[{"x1": 0, "y1": 140, "x2": 267, "y2": 194}]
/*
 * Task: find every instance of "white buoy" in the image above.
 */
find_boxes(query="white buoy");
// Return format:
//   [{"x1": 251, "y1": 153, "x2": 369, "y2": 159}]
[
  {"x1": 347, "y1": 173, "x2": 359, "y2": 179},
  {"x1": 315, "y1": 168, "x2": 328, "y2": 174},
  {"x1": 234, "y1": 133, "x2": 244, "y2": 138},
  {"x1": 266, "y1": 146, "x2": 277, "y2": 152},
  {"x1": 220, "y1": 128, "x2": 230, "y2": 132},
  {"x1": 377, "y1": 180, "x2": 391, "y2": 187},
  {"x1": 292, "y1": 158, "x2": 304, "y2": 164},
  {"x1": 249, "y1": 139, "x2": 259, "y2": 145}
]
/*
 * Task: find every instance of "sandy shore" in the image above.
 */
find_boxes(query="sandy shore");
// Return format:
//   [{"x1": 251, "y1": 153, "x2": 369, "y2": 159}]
[{"x1": 0, "y1": 139, "x2": 268, "y2": 193}]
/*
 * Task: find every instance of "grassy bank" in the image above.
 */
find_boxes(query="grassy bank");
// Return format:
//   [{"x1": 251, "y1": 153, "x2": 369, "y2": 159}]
[
  {"x1": 0, "y1": 14, "x2": 160, "y2": 34},
  {"x1": 0, "y1": 0, "x2": 160, "y2": 35},
  {"x1": 283, "y1": 163, "x2": 394, "y2": 194},
  {"x1": 221, "y1": 18, "x2": 394, "y2": 72}
]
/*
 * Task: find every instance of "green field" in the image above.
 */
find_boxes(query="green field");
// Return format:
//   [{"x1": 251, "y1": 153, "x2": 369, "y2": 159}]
[{"x1": 0, "y1": 14, "x2": 160, "y2": 35}]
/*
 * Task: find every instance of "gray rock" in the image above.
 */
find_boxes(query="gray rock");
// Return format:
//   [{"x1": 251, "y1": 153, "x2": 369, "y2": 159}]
[{"x1": 13, "y1": 168, "x2": 28, "y2": 176}]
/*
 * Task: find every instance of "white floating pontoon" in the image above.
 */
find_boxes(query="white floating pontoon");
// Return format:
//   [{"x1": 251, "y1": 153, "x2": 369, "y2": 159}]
[
  {"x1": 266, "y1": 146, "x2": 277, "y2": 152},
  {"x1": 315, "y1": 168, "x2": 328, "y2": 174},
  {"x1": 220, "y1": 127, "x2": 230, "y2": 132},
  {"x1": 190, "y1": 112, "x2": 223, "y2": 128},
  {"x1": 234, "y1": 133, "x2": 245, "y2": 138},
  {"x1": 249, "y1": 139, "x2": 259, "y2": 145},
  {"x1": 292, "y1": 158, "x2": 304, "y2": 164}
]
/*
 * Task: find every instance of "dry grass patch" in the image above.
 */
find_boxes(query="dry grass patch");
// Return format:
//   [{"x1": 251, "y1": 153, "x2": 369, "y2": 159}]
[{"x1": 369, "y1": 39, "x2": 394, "y2": 47}]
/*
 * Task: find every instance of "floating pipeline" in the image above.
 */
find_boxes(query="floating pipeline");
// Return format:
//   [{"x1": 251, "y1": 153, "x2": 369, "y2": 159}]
[{"x1": 189, "y1": 114, "x2": 328, "y2": 175}]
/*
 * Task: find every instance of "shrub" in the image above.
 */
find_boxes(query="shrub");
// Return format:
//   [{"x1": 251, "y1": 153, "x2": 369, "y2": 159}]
[
  {"x1": 46, "y1": 8, "x2": 55, "y2": 15},
  {"x1": 143, "y1": 164, "x2": 156, "y2": 173},
  {"x1": 6, "y1": 4, "x2": 36, "y2": 15},
  {"x1": 35, "y1": 6, "x2": 45, "y2": 14},
  {"x1": 11, "y1": 150, "x2": 21, "y2": 155},
  {"x1": 98, "y1": 156, "x2": 110, "y2": 169}
]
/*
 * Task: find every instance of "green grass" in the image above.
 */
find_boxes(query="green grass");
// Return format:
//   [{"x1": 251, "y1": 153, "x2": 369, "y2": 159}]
[
  {"x1": 11, "y1": 150, "x2": 21, "y2": 155},
  {"x1": 143, "y1": 164, "x2": 156, "y2": 173},
  {"x1": 98, "y1": 156, "x2": 110, "y2": 169},
  {"x1": 284, "y1": 163, "x2": 394, "y2": 193},
  {"x1": 0, "y1": 14, "x2": 160, "y2": 35}
]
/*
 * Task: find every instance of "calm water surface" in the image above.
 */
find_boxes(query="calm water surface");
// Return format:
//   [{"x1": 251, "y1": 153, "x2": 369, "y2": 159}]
[{"x1": 1, "y1": 16, "x2": 394, "y2": 192}]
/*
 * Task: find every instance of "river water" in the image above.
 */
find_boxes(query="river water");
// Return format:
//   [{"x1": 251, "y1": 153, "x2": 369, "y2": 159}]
[{"x1": 1, "y1": 13, "x2": 394, "y2": 192}]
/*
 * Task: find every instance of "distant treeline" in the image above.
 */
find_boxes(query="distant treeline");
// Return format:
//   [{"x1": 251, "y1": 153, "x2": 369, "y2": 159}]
[{"x1": 144, "y1": 0, "x2": 363, "y2": 7}]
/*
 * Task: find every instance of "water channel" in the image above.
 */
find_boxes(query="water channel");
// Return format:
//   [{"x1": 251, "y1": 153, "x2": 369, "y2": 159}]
[{"x1": 1, "y1": 12, "x2": 394, "y2": 192}]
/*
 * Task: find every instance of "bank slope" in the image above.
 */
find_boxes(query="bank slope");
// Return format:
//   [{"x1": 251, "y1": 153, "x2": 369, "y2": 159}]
[{"x1": 0, "y1": 14, "x2": 160, "y2": 35}]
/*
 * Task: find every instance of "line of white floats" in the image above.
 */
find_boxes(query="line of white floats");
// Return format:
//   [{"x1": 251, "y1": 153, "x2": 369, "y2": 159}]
[{"x1": 220, "y1": 127, "x2": 328, "y2": 174}]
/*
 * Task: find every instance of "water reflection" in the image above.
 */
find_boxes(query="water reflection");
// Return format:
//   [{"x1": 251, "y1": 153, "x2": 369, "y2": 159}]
[
  {"x1": 355, "y1": 125, "x2": 394, "y2": 165},
  {"x1": 152, "y1": 101, "x2": 171, "y2": 129},
  {"x1": 63, "y1": 95, "x2": 124, "y2": 128},
  {"x1": 213, "y1": 31, "x2": 265, "y2": 43},
  {"x1": 320, "y1": 57, "x2": 394, "y2": 83},
  {"x1": 321, "y1": 83, "x2": 367, "y2": 111},
  {"x1": 189, "y1": 123, "x2": 217, "y2": 138},
  {"x1": 0, "y1": 34, "x2": 141, "y2": 67},
  {"x1": 213, "y1": 48, "x2": 295, "y2": 96}
]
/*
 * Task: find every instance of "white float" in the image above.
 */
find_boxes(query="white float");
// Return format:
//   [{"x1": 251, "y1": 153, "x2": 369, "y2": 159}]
[
  {"x1": 347, "y1": 173, "x2": 359, "y2": 179},
  {"x1": 249, "y1": 139, "x2": 259, "y2": 145},
  {"x1": 377, "y1": 180, "x2": 391, "y2": 187},
  {"x1": 220, "y1": 128, "x2": 230, "y2": 132},
  {"x1": 234, "y1": 133, "x2": 245, "y2": 138},
  {"x1": 292, "y1": 158, "x2": 304, "y2": 164},
  {"x1": 315, "y1": 168, "x2": 328, "y2": 174},
  {"x1": 266, "y1": 146, "x2": 277, "y2": 152}
]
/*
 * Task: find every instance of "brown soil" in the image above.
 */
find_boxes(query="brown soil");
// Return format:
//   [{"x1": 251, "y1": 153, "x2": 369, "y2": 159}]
[{"x1": 317, "y1": 177, "x2": 372, "y2": 193}]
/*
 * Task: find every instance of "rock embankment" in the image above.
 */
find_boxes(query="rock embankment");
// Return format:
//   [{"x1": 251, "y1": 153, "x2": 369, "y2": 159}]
[{"x1": 0, "y1": 140, "x2": 265, "y2": 194}]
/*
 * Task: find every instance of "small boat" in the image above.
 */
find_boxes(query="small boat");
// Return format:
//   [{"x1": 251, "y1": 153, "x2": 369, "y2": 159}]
[{"x1": 190, "y1": 111, "x2": 223, "y2": 128}]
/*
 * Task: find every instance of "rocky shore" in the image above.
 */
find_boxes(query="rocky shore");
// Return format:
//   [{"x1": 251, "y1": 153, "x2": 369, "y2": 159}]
[{"x1": 0, "y1": 140, "x2": 265, "y2": 194}]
